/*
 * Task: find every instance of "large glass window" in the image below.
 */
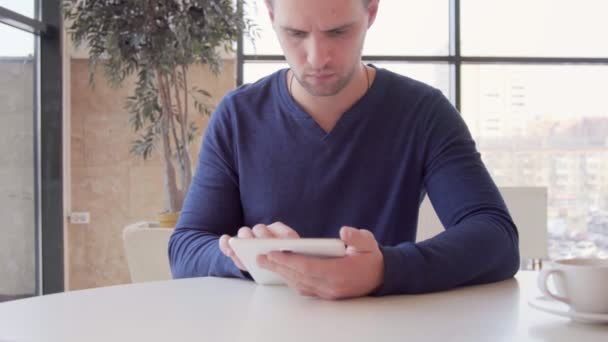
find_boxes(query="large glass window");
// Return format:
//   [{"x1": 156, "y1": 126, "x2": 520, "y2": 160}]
[
  {"x1": 239, "y1": 0, "x2": 608, "y2": 262},
  {"x1": 462, "y1": 64, "x2": 608, "y2": 259},
  {"x1": 363, "y1": 0, "x2": 449, "y2": 56},
  {"x1": 243, "y1": 0, "x2": 280, "y2": 55},
  {"x1": 461, "y1": 0, "x2": 608, "y2": 57},
  {"x1": 0, "y1": 0, "x2": 35, "y2": 19},
  {"x1": 0, "y1": 22, "x2": 36, "y2": 302},
  {"x1": 243, "y1": 61, "x2": 289, "y2": 84},
  {"x1": 1, "y1": 0, "x2": 62, "y2": 299}
]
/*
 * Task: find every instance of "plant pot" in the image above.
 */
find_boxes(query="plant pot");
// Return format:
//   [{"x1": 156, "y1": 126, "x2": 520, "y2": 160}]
[{"x1": 157, "y1": 212, "x2": 180, "y2": 228}]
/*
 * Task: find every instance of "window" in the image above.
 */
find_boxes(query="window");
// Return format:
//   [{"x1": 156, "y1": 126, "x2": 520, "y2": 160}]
[
  {"x1": 238, "y1": 1, "x2": 608, "y2": 261},
  {"x1": 361, "y1": 0, "x2": 449, "y2": 56},
  {"x1": 243, "y1": 61, "x2": 289, "y2": 84},
  {"x1": 0, "y1": 23, "x2": 36, "y2": 303},
  {"x1": 0, "y1": 0, "x2": 35, "y2": 19},
  {"x1": 462, "y1": 65, "x2": 608, "y2": 260},
  {"x1": 0, "y1": 0, "x2": 63, "y2": 300},
  {"x1": 461, "y1": 0, "x2": 608, "y2": 58}
]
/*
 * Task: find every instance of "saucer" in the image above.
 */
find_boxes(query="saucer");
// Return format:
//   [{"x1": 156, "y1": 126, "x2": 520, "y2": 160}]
[{"x1": 528, "y1": 296, "x2": 608, "y2": 324}]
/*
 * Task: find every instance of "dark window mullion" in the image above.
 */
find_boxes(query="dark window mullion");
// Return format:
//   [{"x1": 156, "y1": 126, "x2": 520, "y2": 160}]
[
  {"x1": 33, "y1": 0, "x2": 42, "y2": 298},
  {"x1": 236, "y1": 0, "x2": 244, "y2": 86},
  {"x1": 461, "y1": 57, "x2": 608, "y2": 64},
  {"x1": 450, "y1": 0, "x2": 461, "y2": 111},
  {"x1": 0, "y1": 5, "x2": 46, "y2": 35},
  {"x1": 243, "y1": 55, "x2": 454, "y2": 62},
  {"x1": 243, "y1": 55, "x2": 608, "y2": 64},
  {"x1": 39, "y1": 0, "x2": 63, "y2": 295}
]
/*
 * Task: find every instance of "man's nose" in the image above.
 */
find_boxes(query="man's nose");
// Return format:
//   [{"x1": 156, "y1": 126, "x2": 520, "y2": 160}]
[{"x1": 306, "y1": 36, "x2": 331, "y2": 69}]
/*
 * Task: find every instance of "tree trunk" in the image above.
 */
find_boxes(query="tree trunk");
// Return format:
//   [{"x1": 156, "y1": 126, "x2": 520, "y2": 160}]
[
  {"x1": 157, "y1": 71, "x2": 180, "y2": 213},
  {"x1": 162, "y1": 73, "x2": 186, "y2": 210},
  {"x1": 182, "y1": 144, "x2": 193, "y2": 194},
  {"x1": 161, "y1": 115, "x2": 180, "y2": 213},
  {"x1": 176, "y1": 67, "x2": 193, "y2": 194},
  {"x1": 167, "y1": 68, "x2": 193, "y2": 203}
]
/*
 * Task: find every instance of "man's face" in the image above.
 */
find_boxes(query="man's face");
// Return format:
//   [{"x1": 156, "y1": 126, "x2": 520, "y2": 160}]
[{"x1": 266, "y1": 0, "x2": 378, "y2": 97}]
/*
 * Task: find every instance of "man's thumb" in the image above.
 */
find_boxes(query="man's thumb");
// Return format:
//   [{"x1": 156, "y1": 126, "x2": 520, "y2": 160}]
[{"x1": 340, "y1": 226, "x2": 376, "y2": 253}]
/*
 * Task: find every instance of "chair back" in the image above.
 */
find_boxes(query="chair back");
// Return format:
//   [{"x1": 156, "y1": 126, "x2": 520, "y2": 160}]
[
  {"x1": 417, "y1": 187, "x2": 548, "y2": 262},
  {"x1": 122, "y1": 222, "x2": 173, "y2": 283}
]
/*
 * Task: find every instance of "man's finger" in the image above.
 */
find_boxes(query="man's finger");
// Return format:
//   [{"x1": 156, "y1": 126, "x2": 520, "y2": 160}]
[
  {"x1": 260, "y1": 253, "x2": 341, "y2": 299},
  {"x1": 268, "y1": 222, "x2": 300, "y2": 238},
  {"x1": 258, "y1": 254, "x2": 324, "y2": 289},
  {"x1": 272, "y1": 262, "x2": 337, "y2": 299},
  {"x1": 265, "y1": 251, "x2": 332, "y2": 279},
  {"x1": 218, "y1": 234, "x2": 232, "y2": 256},
  {"x1": 284, "y1": 278, "x2": 318, "y2": 297},
  {"x1": 252, "y1": 224, "x2": 275, "y2": 238},
  {"x1": 340, "y1": 227, "x2": 377, "y2": 253},
  {"x1": 237, "y1": 226, "x2": 254, "y2": 238},
  {"x1": 218, "y1": 235, "x2": 248, "y2": 270}
]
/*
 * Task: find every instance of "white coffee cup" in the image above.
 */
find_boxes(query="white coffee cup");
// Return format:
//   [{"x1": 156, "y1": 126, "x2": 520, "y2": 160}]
[{"x1": 537, "y1": 257, "x2": 608, "y2": 314}]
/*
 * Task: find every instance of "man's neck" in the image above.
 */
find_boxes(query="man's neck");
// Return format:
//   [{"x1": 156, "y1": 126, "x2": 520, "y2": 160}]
[{"x1": 288, "y1": 64, "x2": 374, "y2": 133}]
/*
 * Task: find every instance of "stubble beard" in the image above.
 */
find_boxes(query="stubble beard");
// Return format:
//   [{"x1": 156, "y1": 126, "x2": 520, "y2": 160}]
[{"x1": 294, "y1": 64, "x2": 359, "y2": 97}]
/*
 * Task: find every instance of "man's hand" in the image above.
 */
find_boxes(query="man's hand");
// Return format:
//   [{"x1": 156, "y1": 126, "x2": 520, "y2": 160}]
[
  {"x1": 218, "y1": 222, "x2": 300, "y2": 271},
  {"x1": 258, "y1": 226, "x2": 384, "y2": 300}
]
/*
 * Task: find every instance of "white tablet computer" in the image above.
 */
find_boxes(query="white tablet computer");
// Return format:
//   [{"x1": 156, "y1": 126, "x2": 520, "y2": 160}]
[{"x1": 228, "y1": 238, "x2": 346, "y2": 285}]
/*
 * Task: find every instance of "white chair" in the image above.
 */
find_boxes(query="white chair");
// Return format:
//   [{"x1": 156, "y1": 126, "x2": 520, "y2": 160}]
[
  {"x1": 416, "y1": 187, "x2": 548, "y2": 267},
  {"x1": 122, "y1": 222, "x2": 173, "y2": 283}
]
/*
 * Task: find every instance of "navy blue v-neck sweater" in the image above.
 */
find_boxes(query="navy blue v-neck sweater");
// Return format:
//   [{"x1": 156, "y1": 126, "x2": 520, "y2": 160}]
[{"x1": 169, "y1": 66, "x2": 520, "y2": 295}]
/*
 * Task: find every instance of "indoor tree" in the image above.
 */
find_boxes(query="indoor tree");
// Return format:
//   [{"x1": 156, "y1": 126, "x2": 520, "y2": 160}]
[{"x1": 63, "y1": 0, "x2": 253, "y2": 222}]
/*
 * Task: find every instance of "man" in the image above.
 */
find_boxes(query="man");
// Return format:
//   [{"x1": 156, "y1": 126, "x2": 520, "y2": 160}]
[{"x1": 168, "y1": 0, "x2": 519, "y2": 299}]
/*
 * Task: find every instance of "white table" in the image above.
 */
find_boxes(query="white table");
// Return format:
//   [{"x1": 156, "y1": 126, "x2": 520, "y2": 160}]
[{"x1": 0, "y1": 272, "x2": 606, "y2": 341}]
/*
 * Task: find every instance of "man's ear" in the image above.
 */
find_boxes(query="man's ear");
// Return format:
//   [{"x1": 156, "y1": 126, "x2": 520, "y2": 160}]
[
  {"x1": 264, "y1": 0, "x2": 275, "y2": 23},
  {"x1": 367, "y1": 0, "x2": 379, "y2": 28}
]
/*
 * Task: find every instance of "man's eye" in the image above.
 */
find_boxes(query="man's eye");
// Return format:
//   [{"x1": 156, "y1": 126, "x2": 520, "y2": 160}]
[
  {"x1": 287, "y1": 30, "x2": 306, "y2": 38},
  {"x1": 329, "y1": 29, "x2": 347, "y2": 36}
]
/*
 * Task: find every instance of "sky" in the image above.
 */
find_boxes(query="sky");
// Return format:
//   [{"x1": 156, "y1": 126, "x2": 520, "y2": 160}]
[{"x1": 0, "y1": 1, "x2": 35, "y2": 57}]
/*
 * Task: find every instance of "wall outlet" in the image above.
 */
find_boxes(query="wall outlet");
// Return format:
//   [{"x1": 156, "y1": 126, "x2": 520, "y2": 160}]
[{"x1": 70, "y1": 212, "x2": 90, "y2": 224}]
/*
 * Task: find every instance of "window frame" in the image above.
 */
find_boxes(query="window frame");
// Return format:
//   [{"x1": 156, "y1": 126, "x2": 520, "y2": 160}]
[
  {"x1": 0, "y1": 0, "x2": 64, "y2": 295},
  {"x1": 236, "y1": 0, "x2": 608, "y2": 111}
]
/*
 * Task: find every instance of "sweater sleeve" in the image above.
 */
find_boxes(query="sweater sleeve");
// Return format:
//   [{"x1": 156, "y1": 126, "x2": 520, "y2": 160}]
[
  {"x1": 374, "y1": 90, "x2": 520, "y2": 295},
  {"x1": 168, "y1": 96, "x2": 249, "y2": 280}
]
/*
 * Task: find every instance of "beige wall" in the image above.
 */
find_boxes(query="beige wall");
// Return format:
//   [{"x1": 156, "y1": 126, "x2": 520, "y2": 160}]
[
  {"x1": 68, "y1": 59, "x2": 236, "y2": 290},
  {"x1": 0, "y1": 59, "x2": 36, "y2": 296}
]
